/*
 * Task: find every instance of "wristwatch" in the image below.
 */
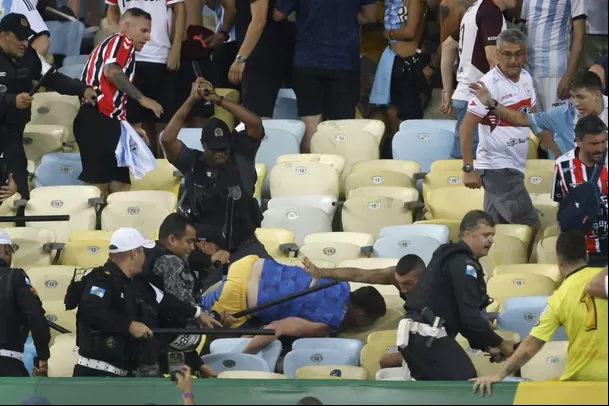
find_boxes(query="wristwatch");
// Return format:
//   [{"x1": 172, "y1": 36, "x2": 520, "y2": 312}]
[
  {"x1": 488, "y1": 99, "x2": 498, "y2": 111},
  {"x1": 462, "y1": 164, "x2": 474, "y2": 173},
  {"x1": 235, "y1": 54, "x2": 247, "y2": 63}
]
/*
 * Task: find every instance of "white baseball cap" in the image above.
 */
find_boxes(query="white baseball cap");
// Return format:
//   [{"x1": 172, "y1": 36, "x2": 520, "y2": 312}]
[
  {"x1": 0, "y1": 230, "x2": 12, "y2": 246},
  {"x1": 109, "y1": 228, "x2": 155, "y2": 254}
]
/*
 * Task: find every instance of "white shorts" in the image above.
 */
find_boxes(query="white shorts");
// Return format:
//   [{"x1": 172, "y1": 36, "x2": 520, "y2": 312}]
[{"x1": 532, "y1": 76, "x2": 566, "y2": 112}]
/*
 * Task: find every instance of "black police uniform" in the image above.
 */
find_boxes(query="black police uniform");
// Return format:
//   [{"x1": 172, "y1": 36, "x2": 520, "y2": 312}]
[
  {"x1": 70, "y1": 261, "x2": 150, "y2": 377},
  {"x1": 0, "y1": 258, "x2": 51, "y2": 377},
  {"x1": 171, "y1": 118, "x2": 270, "y2": 266},
  {"x1": 0, "y1": 13, "x2": 89, "y2": 200},
  {"x1": 402, "y1": 241, "x2": 504, "y2": 380}
]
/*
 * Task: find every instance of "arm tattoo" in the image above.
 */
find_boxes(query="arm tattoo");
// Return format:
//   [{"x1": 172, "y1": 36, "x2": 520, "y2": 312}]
[
  {"x1": 503, "y1": 353, "x2": 533, "y2": 377},
  {"x1": 439, "y1": 4, "x2": 450, "y2": 21},
  {"x1": 106, "y1": 64, "x2": 143, "y2": 101},
  {"x1": 502, "y1": 337, "x2": 545, "y2": 377}
]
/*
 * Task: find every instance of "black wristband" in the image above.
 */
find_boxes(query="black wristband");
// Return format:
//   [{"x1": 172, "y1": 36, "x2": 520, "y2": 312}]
[{"x1": 488, "y1": 99, "x2": 498, "y2": 111}]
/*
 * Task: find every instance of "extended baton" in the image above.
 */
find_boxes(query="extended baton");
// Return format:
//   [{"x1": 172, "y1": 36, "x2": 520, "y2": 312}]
[
  {"x1": 151, "y1": 328, "x2": 276, "y2": 336},
  {"x1": 30, "y1": 65, "x2": 57, "y2": 96}
]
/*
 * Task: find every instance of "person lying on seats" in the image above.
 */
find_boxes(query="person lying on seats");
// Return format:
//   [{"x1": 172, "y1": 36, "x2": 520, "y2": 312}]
[{"x1": 200, "y1": 255, "x2": 387, "y2": 354}]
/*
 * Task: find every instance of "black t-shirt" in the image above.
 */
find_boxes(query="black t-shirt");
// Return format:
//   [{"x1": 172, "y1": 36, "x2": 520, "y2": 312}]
[{"x1": 171, "y1": 130, "x2": 262, "y2": 249}]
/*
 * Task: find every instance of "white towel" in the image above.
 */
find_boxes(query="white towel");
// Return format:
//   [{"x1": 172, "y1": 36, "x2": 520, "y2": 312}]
[{"x1": 115, "y1": 121, "x2": 157, "y2": 179}]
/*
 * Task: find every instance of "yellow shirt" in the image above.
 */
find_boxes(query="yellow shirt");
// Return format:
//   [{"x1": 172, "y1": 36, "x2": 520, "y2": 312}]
[{"x1": 530, "y1": 267, "x2": 608, "y2": 381}]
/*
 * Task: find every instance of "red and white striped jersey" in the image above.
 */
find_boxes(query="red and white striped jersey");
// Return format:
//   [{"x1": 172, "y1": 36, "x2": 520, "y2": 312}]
[
  {"x1": 81, "y1": 33, "x2": 136, "y2": 121},
  {"x1": 553, "y1": 148, "x2": 609, "y2": 255}
]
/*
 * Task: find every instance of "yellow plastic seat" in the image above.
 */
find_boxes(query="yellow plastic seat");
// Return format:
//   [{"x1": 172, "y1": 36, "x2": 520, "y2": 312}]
[
  {"x1": 107, "y1": 190, "x2": 178, "y2": 212},
  {"x1": 30, "y1": 92, "x2": 80, "y2": 143},
  {"x1": 345, "y1": 170, "x2": 414, "y2": 197},
  {"x1": 43, "y1": 300, "x2": 77, "y2": 343},
  {"x1": 422, "y1": 170, "x2": 464, "y2": 204},
  {"x1": 479, "y1": 235, "x2": 529, "y2": 279},
  {"x1": 528, "y1": 131, "x2": 541, "y2": 159},
  {"x1": 340, "y1": 307, "x2": 404, "y2": 343},
  {"x1": 218, "y1": 371, "x2": 288, "y2": 379},
  {"x1": 543, "y1": 224, "x2": 559, "y2": 238},
  {"x1": 536, "y1": 236, "x2": 558, "y2": 264},
  {"x1": 525, "y1": 160, "x2": 555, "y2": 194},
  {"x1": 342, "y1": 197, "x2": 414, "y2": 237},
  {"x1": 351, "y1": 160, "x2": 421, "y2": 180},
  {"x1": 101, "y1": 201, "x2": 171, "y2": 240},
  {"x1": 276, "y1": 154, "x2": 346, "y2": 176},
  {"x1": 48, "y1": 333, "x2": 78, "y2": 377},
  {"x1": 415, "y1": 219, "x2": 461, "y2": 242},
  {"x1": 27, "y1": 266, "x2": 76, "y2": 302},
  {"x1": 495, "y1": 224, "x2": 533, "y2": 252},
  {"x1": 426, "y1": 187, "x2": 484, "y2": 220},
  {"x1": 297, "y1": 242, "x2": 366, "y2": 265},
  {"x1": 347, "y1": 186, "x2": 419, "y2": 204},
  {"x1": 456, "y1": 330, "x2": 521, "y2": 377},
  {"x1": 0, "y1": 193, "x2": 22, "y2": 228},
  {"x1": 254, "y1": 163, "x2": 267, "y2": 202},
  {"x1": 269, "y1": 161, "x2": 340, "y2": 199},
  {"x1": 521, "y1": 341, "x2": 568, "y2": 381},
  {"x1": 213, "y1": 89, "x2": 240, "y2": 130},
  {"x1": 68, "y1": 230, "x2": 115, "y2": 242},
  {"x1": 255, "y1": 228, "x2": 295, "y2": 258},
  {"x1": 487, "y1": 273, "x2": 556, "y2": 307},
  {"x1": 492, "y1": 264, "x2": 562, "y2": 286},
  {"x1": 295, "y1": 365, "x2": 368, "y2": 380},
  {"x1": 317, "y1": 119, "x2": 385, "y2": 144},
  {"x1": 5, "y1": 227, "x2": 57, "y2": 268},
  {"x1": 367, "y1": 330, "x2": 398, "y2": 344},
  {"x1": 130, "y1": 159, "x2": 181, "y2": 198},
  {"x1": 23, "y1": 125, "x2": 69, "y2": 164},
  {"x1": 61, "y1": 239, "x2": 110, "y2": 268},
  {"x1": 305, "y1": 232, "x2": 375, "y2": 247},
  {"x1": 360, "y1": 342, "x2": 399, "y2": 380},
  {"x1": 274, "y1": 257, "x2": 336, "y2": 268},
  {"x1": 430, "y1": 159, "x2": 477, "y2": 172}
]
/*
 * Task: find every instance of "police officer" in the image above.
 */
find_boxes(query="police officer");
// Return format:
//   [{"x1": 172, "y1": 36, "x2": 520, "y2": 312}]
[
  {"x1": 161, "y1": 77, "x2": 270, "y2": 273},
  {"x1": 400, "y1": 210, "x2": 518, "y2": 380},
  {"x1": 70, "y1": 228, "x2": 155, "y2": 377},
  {"x1": 0, "y1": 13, "x2": 97, "y2": 200},
  {"x1": 0, "y1": 230, "x2": 50, "y2": 377}
]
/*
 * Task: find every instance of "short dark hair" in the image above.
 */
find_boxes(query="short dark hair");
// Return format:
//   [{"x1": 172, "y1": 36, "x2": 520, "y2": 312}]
[
  {"x1": 569, "y1": 71, "x2": 604, "y2": 94},
  {"x1": 396, "y1": 254, "x2": 425, "y2": 276},
  {"x1": 556, "y1": 230, "x2": 588, "y2": 264},
  {"x1": 159, "y1": 213, "x2": 195, "y2": 241},
  {"x1": 575, "y1": 115, "x2": 608, "y2": 141},
  {"x1": 121, "y1": 7, "x2": 152, "y2": 21},
  {"x1": 297, "y1": 397, "x2": 323, "y2": 406},
  {"x1": 350, "y1": 286, "x2": 386, "y2": 319},
  {"x1": 459, "y1": 210, "x2": 496, "y2": 238}
]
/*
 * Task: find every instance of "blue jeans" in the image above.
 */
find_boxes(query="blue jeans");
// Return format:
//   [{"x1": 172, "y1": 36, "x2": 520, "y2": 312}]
[{"x1": 450, "y1": 99, "x2": 479, "y2": 159}]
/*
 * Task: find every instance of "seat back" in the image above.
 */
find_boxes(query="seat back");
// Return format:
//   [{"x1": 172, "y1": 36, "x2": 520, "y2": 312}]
[
  {"x1": 27, "y1": 265, "x2": 75, "y2": 302},
  {"x1": 276, "y1": 153, "x2": 346, "y2": 176},
  {"x1": 34, "y1": 159, "x2": 84, "y2": 188},
  {"x1": 304, "y1": 232, "x2": 375, "y2": 247},
  {"x1": 479, "y1": 235, "x2": 529, "y2": 279},
  {"x1": 256, "y1": 129, "x2": 301, "y2": 197},
  {"x1": 48, "y1": 334, "x2": 78, "y2": 377},
  {"x1": 495, "y1": 224, "x2": 533, "y2": 251},
  {"x1": 270, "y1": 161, "x2": 340, "y2": 199},
  {"x1": 295, "y1": 365, "x2": 368, "y2": 380},
  {"x1": 44, "y1": 300, "x2": 77, "y2": 343},
  {"x1": 283, "y1": 349, "x2": 353, "y2": 379},
  {"x1": 430, "y1": 159, "x2": 476, "y2": 172},
  {"x1": 101, "y1": 201, "x2": 171, "y2": 239},
  {"x1": 427, "y1": 187, "x2": 484, "y2": 220},
  {"x1": 61, "y1": 239, "x2": 110, "y2": 268},
  {"x1": 338, "y1": 258, "x2": 400, "y2": 270},
  {"x1": 254, "y1": 163, "x2": 268, "y2": 202},
  {"x1": 521, "y1": 341, "x2": 569, "y2": 381},
  {"x1": 261, "y1": 206, "x2": 331, "y2": 246},
  {"x1": 342, "y1": 197, "x2": 413, "y2": 237},
  {"x1": 525, "y1": 160, "x2": 555, "y2": 194},
  {"x1": 487, "y1": 274, "x2": 557, "y2": 307},
  {"x1": 31, "y1": 93, "x2": 80, "y2": 142},
  {"x1": 367, "y1": 330, "x2": 397, "y2": 344},
  {"x1": 373, "y1": 235, "x2": 441, "y2": 265},
  {"x1": 493, "y1": 264, "x2": 562, "y2": 285},
  {"x1": 379, "y1": 224, "x2": 450, "y2": 244},
  {"x1": 498, "y1": 296, "x2": 567, "y2": 341},
  {"x1": 298, "y1": 242, "x2": 365, "y2": 265},
  {"x1": 267, "y1": 196, "x2": 337, "y2": 221},
  {"x1": 399, "y1": 119, "x2": 457, "y2": 134},
  {"x1": 6, "y1": 227, "x2": 56, "y2": 268},
  {"x1": 345, "y1": 170, "x2": 414, "y2": 197},
  {"x1": 536, "y1": 236, "x2": 558, "y2": 264},
  {"x1": 263, "y1": 119, "x2": 306, "y2": 145},
  {"x1": 360, "y1": 342, "x2": 399, "y2": 380},
  {"x1": 422, "y1": 171, "x2": 464, "y2": 202},
  {"x1": 392, "y1": 128, "x2": 454, "y2": 172},
  {"x1": 347, "y1": 186, "x2": 419, "y2": 203},
  {"x1": 130, "y1": 159, "x2": 181, "y2": 198},
  {"x1": 200, "y1": 353, "x2": 271, "y2": 373},
  {"x1": 318, "y1": 119, "x2": 385, "y2": 144},
  {"x1": 107, "y1": 190, "x2": 178, "y2": 212},
  {"x1": 352, "y1": 159, "x2": 421, "y2": 180},
  {"x1": 292, "y1": 338, "x2": 364, "y2": 366},
  {"x1": 23, "y1": 125, "x2": 69, "y2": 164},
  {"x1": 209, "y1": 338, "x2": 282, "y2": 371},
  {"x1": 255, "y1": 228, "x2": 295, "y2": 258}
]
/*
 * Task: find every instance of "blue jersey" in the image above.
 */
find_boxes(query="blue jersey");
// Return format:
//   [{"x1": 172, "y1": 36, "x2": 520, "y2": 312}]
[{"x1": 256, "y1": 260, "x2": 351, "y2": 329}]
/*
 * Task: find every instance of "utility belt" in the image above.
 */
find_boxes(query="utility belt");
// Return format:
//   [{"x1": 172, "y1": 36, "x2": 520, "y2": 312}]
[
  {"x1": 396, "y1": 318, "x2": 447, "y2": 349},
  {"x1": 392, "y1": 49, "x2": 430, "y2": 79},
  {"x1": 77, "y1": 356, "x2": 135, "y2": 377},
  {"x1": 0, "y1": 349, "x2": 24, "y2": 362}
]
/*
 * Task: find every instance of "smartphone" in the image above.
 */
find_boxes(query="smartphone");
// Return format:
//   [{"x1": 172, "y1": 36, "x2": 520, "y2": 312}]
[{"x1": 168, "y1": 352, "x2": 185, "y2": 382}]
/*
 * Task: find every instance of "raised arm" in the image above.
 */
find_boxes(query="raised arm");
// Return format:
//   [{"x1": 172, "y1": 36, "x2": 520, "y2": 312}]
[
  {"x1": 302, "y1": 257, "x2": 397, "y2": 287},
  {"x1": 587, "y1": 268, "x2": 608, "y2": 299}
]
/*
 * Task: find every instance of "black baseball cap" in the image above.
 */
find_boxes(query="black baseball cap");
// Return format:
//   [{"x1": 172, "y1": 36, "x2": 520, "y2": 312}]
[
  {"x1": 0, "y1": 13, "x2": 35, "y2": 41},
  {"x1": 196, "y1": 225, "x2": 227, "y2": 250},
  {"x1": 201, "y1": 117, "x2": 232, "y2": 150}
]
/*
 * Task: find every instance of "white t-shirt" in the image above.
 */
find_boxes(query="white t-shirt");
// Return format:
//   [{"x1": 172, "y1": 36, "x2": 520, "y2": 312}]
[
  {"x1": 0, "y1": 0, "x2": 49, "y2": 37},
  {"x1": 468, "y1": 66, "x2": 537, "y2": 174},
  {"x1": 106, "y1": 0, "x2": 183, "y2": 64}
]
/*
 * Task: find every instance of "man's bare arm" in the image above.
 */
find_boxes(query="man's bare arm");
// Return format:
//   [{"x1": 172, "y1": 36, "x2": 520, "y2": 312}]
[
  {"x1": 103, "y1": 63, "x2": 144, "y2": 101},
  {"x1": 319, "y1": 266, "x2": 396, "y2": 286},
  {"x1": 586, "y1": 268, "x2": 608, "y2": 299},
  {"x1": 496, "y1": 336, "x2": 545, "y2": 379}
]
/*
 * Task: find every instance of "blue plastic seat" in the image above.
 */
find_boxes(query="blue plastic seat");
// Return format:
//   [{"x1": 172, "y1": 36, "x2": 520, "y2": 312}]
[
  {"x1": 392, "y1": 128, "x2": 454, "y2": 173},
  {"x1": 176, "y1": 129, "x2": 204, "y2": 152},
  {"x1": 34, "y1": 158, "x2": 84, "y2": 188},
  {"x1": 58, "y1": 64, "x2": 86, "y2": 80},
  {"x1": 209, "y1": 338, "x2": 282, "y2": 371},
  {"x1": 63, "y1": 55, "x2": 91, "y2": 67},
  {"x1": 373, "y1": 235, "x2": 441, "y2": 265},
  {"x1": 272, "y1": 89, "x2": 299, "y2": 120},
  {"x1": 263, "y1": 119, "x2": 305, "y2": 145},
  {"x1": 497, "y1": 296, "x2": 567, "y2": 341},
  {"x1": 283, "y1": 349, "x2": 352, "y2": 379},
  {"x1": 41, "y1": 152, "x2": 81, "y2": 164},
  {"x1": 292, "y1": 338, "x2": 363, "y2": 366},
  {"x1": 379, "y1": 224, "x2": 450, "y2": 244},
  {"x1": 255, "y1": 128, "x2": 300, "y2": 197},
  {"x1": 200, "y1": 353, "x2": 271, "y2": 373},
  {"x1": 399, "y1": 119, "x2": 457, "y2": 134}
]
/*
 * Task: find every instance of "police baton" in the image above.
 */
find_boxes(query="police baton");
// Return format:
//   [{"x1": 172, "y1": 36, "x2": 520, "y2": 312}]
[
  {"x1": 48, "y1": 320, "x2": 71, "y2": 334},
  {"x1": 30, "y1": 65, "x2": 58, "y2": 96},
  {"x1": 150, "y1": 328, "x2": 276, "y2": 336}
]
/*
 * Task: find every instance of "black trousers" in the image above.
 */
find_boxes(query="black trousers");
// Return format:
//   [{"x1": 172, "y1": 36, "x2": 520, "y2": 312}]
[
  {"x1": 402, "y1": 334, "x2": 477, "y2": 380},
  {"x1": 0, "y1": 356, "x2": 29, "y2": 377},
  {"x1": 0, "y1": 123, "x2": 29, "y2": 200}
]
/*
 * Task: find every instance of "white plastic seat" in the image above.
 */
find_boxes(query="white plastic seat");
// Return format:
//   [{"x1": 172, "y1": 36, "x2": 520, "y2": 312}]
[
  {"x1": 0, "y1": 194, "x2": 21, "y2": 228},
  {"x1": 200, "y1": 353, "x2": 270, "y2": 373},
  {"x1": 43, "y1": 300, "x2": 77, "y2": 343},
  {"x1": 261, "y1": 206, "x2": 331, "y2": 246},
  {"x1": 360, "y1": 341, "x2": 400, "y2": 380},
  {"x1": 254, "y1": 163, "x2": 267, "y2": 203},
  {"x1": 23, "y1": 125, "x2": 70, "y2": 164},
  {"x1": 536, "y1": 236, "x2": 558, "y2": 264},
  {"x1": 30, "y1": 93, "x2": 80, "y2": 143},
  {"x1": 430, "y1": 159, "x2": 476, "y2": 172},
  {"x1": 210, "y1": 338, "x2": 282, "y2": 371},
  {"x1": 497, "y1": 296, "x2": 567, "y2": 341},
  {"x1": 270, "y1": 161, "x2": 340, "y2": 199},
  {"x1": 292, "y1": 338, "x2": 364, "y2": 366},
  {"x1": 5, "y1": 227, "x2": 57, "y2": 268},
  {"x1": 304, "y1": 232, "x2": 375, "y2": 247},
  {"x1": 296, "y1": 365, "x2": 368, "y2": 380},
  {"x1": 338, "y1": 258, "x2": 399, "y2": 270},
  {"x1": 426, "y1": 187, "x2": 484, "y2": 220},
  {"x1": 101, "y1": 201, "x2": 171, "y2": 240},
  {"x1": 352, "y1": 159, "x2": 421, "y2": 180},
  {"x1": 345, "y1": 170, "x2": 414, "y2": 197},
  {"x1": 341, "y1": 197, "x2": 413, "y2": 237},
  {"x1": 33, "y1": 156, "x2": 84, "y2": 188},
  {"x1": 373, "y1": 235, "x2": 441, "y2": 265},
  {"x1": 379, "y1": 224, "x2": 450, "y2": 244},
  {"x1": 521, "y1": 341, "x2": 568, "y2": 381},
  {"x1": 479, "y1": 235, "x2": 529, "y2": 279},
  {"x1": 276, "y1": 153, "x2": 346, "y2": 176},
  {"x1": 317, "y1": 119, "x2": 385, "y2": 144},
  {"x1": 492, "y1": 264, "x2": 562, "y2": 286},
  {"x1": 106, "y1": 190, "x2": 177, "y2": 212},
  {"x1": 422, "y1": 170, "x2": 464, "y2": 203},
  {"x1": 68, "y1": 230, "x2": 115, "y2": 242},
  {"x1": 525, "y1": 159, "x2": 556, "y2": 195},
  {"x1": 347, "y1": 186, "x2": 419, "y2": 204},
  {"x1": 267, "y1": 195, "x2": 337, "y2": 225},
  {"x1": 297, "y1": 242, "x2": 365, "y2": 265},
  {"x1": 392, "y1": 127, "x2": 454, "y2": 173},
  {"x1": 27, "y1": 266, "x2": 75, "y2": 302},
  {"x1": 263, "y1": 119, "x2": 306, "y2": 145},
  {"x1": 283, "y1": 349, "x2": 353, "y2": 379},
  {"x1": 48, "y1": 333, "x2": 78, "y2": 377},
  {"x1": 487, "y1": 274, "x2": 557, "y2": 308}
]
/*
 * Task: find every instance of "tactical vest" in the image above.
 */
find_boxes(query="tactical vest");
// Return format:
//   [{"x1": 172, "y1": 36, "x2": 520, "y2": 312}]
[{"x1": 0, "y1": 267, "x2": 16, "y2": 344}]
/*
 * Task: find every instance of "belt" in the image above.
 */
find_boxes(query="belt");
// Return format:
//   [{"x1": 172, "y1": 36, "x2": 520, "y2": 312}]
[
  {"x1": 0, "y1": 349, "x2": 24, "y2": 362},
  {"x1": 397, "y1": 319, "x2": 448, "y2": 348},
  {"x1": 77, "y1": 356, "x2": 131, "y2": 377}
]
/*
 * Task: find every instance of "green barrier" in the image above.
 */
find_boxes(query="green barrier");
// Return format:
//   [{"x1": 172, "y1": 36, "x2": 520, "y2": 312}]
[{"x1": 1, "y1": 378, "x2": 518, "y2": 405}]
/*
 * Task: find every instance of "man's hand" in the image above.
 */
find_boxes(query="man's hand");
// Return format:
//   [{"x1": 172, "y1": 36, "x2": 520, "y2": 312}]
[
  {"x1": 188, "y1": 78, "x2": 205, "y2": 102},
  {"x1": 135, "y1": 127, "x2": 150, "y2": 145},
  {"x1": 557, "y1": 73, "x2": 572, "y2": 100},
  {"x1": 167, "y1": 47, "x2": 181, "y2": 72},
  {"x1": 199, "y1": 364, "x2": 217, "y2": 378},
  {"x1": 198, "y1": 312, "x2": 223, "y2": 329},
  {"x1": 197, "y1": 79, "x2": 217, "y2": 102},
  {"x1": 438, "y1": 90, "x2": 453, "y2": 115},
  {"x1": 203, "y1": 32, "x2": 226, "y2": 49},
  {"x1": 464, "y1": 171, "x2": 482, "y2": 189},
  {"x1": 0, "y1": 173, "x2": 17, "y2": 202},
  {"x1": 228, "y1": 61, "x2": 245, "y2": 85},
  {"x1": 33, "y1": 360, "x2": 48, "y2": 377},
  {"x1": 470, "y1": 375, "x2": 502, "y2": 397},
  {"x1": 487, "y1": 347, "x2": 508, "y2": 363},
  {"x1": 302, "y1": 257, "x2": 323, "y2": 279},
  {"x1": 83, "y1": 88, "x2": 97, "y2": 105},
  {"x1": 498, "y1": 339, "x2": 518, "y2": 358},
  {"x1": 140, "y1": 96, "x2": 164, "y2": 118},
  {"x1": 16, "y1": 93, "x2": 34, "y2": 109},
  {"x1": 175, "y1": 365, "x2": 193, "y2": 391},
  {"x1": 469, "y1": 81, "x2": 494, "y2": 107},
  {"x1": 218, "y1": 311, "x2": 238, "y2": 328},
  {"x1": 211, "y1": 250, "x2": 230, "y2": 265},
  {"x1": 128, "y1": 321, "x2": 153, "y2": 339}
]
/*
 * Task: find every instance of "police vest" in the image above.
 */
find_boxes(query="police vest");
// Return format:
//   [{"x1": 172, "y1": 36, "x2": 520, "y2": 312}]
[{"x1": 0, "y1": 267, "x2": 17, "y2": 344}]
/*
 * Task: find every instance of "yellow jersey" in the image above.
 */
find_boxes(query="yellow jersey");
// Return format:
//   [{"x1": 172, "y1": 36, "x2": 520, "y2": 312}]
[{"x1": 530, "y1": 267, "x2": 608, "y2": 381}]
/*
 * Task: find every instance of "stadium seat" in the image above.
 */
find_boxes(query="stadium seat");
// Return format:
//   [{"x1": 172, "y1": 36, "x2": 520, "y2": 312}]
[
  {"x1": 255, "y1": 228, "x2": 295, "y2": 258},
  {"x1": 347, "y1": 186, "x2": 419, "y2": 204},
  {"x1": 531, "y1": 193, "x2": 559, "y2": 232},
  {"x1": 305, "y1": 232, "x2": 375, "y2": 247},
  {"x1": 27, "y1": 266, "x2": 75, "y2": 302},
  {"x1": 497, "y1": 296, "x2": 567, "y2": 341},
  {"x1": 210, "y1": 338, "x2": 282, "y2": 371},
  {"x1": 430, "y1": 159, "x2": 476, "y2": 172},
  {"x1": 351, "y1": 159, "x2": 421, "y2": 180},
  {"x1": 367, "y1": 330, "x2": 397, "y2": 345},
  {"x1": 63, "y1": 54, "x2": 90, "y2": 66},
  {"x1": 130, "y1": 159, "x2": 181, "y2": 198},
  {"x1": 33, "y1": 154, "x2": 83, "y2": 187},
  {"x1": 25, "y1": 186, "x2": 101, "y2": 243},
  {"x1": 341, "y1": 196, "x2": 414, "y2": 237},
  {"x1": 399, "y1": 119, "x2": 457, "y2": 134},
  {"x1": 101, "y1": 201, "x2": 171, "y2": 240},
  {"x1": 43, "y1": 300, "x2": 77, "y2": 342},
  {"x1": 263, "y1": 119, "x2": 306, "y2": 145},
  {"x1": 527, "y1": 131, "x2": 541, "y2": 159},
  {"x1": 5, "y1": 227, "x2": 58, "y2": 269},
  {"x1": 23, "y1": 125, "x2": 69, "y2": 164},
  {"x1": 338, "y1": 258, "x2": 399, "y2": 270},
  {"x1": 256, "y1": 129, "x2": 300, "y2": 197},
  {"x1": 218, "y1": 371, "x2": 288, "y2": 379},
  {"x1": 536, "y1": 236, "x2": 558, "y2": 264},
  {"x1": 379, "y1": 224, "x2": 450, "y2": 244},
  {"x1": 525, "y1": 160, "x2": 555, "y2": 194},
  {"x1": 200, "y1": 353, "x2": 271, "y2": 373},
  {"x1": 345, "y1": 170, "x2": 414, "y2": 197},
  {"x1": 318, "y1": 119, "x2": 385, "y2": 144},
  {"x1": 30, "y1": 93, "x2": 80, "y2": 142},
  {"x1": 106, "y1": 190, "x2": 178, "y2": 212},
  {"x1": 283, "y1": 349, "x2": 353, "y2": 379},
  {"x1": 479, "y1": 235, "x2": 529, "y2": 279},
  {"x1": 456, "y1": 330, "x2": 521, "y2": 377},
  {"x1": 298, "y1": 242, "x2": 366, "y2": 265},
  {"x1": 214, "y1": 88, "x2": 241, "y2": 129},
  {"x1": 0, "y1": 193, "x2": 20, "y2": 228},
  {"x1": 392, "y1": 128, "x2": 454, "y2": 173},
  {"x1": 272, "y1": 88, "x2": 298, "y2": 120},
  {"x1": 495, "y1": 224, "x2": 534, "y2": 253},
  {"x1": 310, "y1": 128, "x2": 380, "y2": 196},
  {"x1": 58, "y1": 63, "x2": 85, "y2": 79},
  {"x1": 173, "y1": 129, "x2": 203, "y2": 151},
  {"x1": 487, "y1": 274, "x2": 557, "y2": 308},
  {"x1": 339, "y1": 308, "x2": 404, "y2": 343},
  {"x1": 414, "y1": 219, "x2": 461, "y2": 242},
  {"x1": 543, "y1": 224, "x2": 559, "y2": 238},
  {"x1": 275, "y1": 257, "x2": 336, "y2": 268},
  {"x1": 492, "y1": 264, "x2": 562, "y2": 285},
  {"x1": 426, "y1": 187, "x2": 484, "y2": 220},
  {"x1": 292, "y1": 338, "x2": 364, "y2": 366},
  {"x1": 68, "y1": 230, "x2": 115, "y2": 242},
  {"x1": 422, "y1": 170, "x2": 464, "y2": 203},
  {"x1": 276, "y1": 153, "x2": 346, "y2": 176},
  {"x1": 61, "y1": 238, "x2": 110, "y2": 268},
  {"x1": 375, "y1": 367, "x2": 409, "y2": 381},
  {"x1": 373, "y1": 235, "x2": 441, "y2": 265},
  {"x1": 295, "y1": 365, "x2": 367, "y2": 380},
  {"x1": 521, "y1": 341, "x2": 568, "y2": 381},
  {"x1": 48, "y1": 334, "x2": 78, "y2": 377},
  {"x1": 261, "y1": 206, "x2": 331, "y2": 246},
  {"x1": 255, "y1": 164, "x2": 267, "y2": 203},
  {"x1": 360, "y1": 342, "x2": 399, "y2": 380},
  {"x1": 270, "y1": 161, "x2": 340, "y2": 198}
]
